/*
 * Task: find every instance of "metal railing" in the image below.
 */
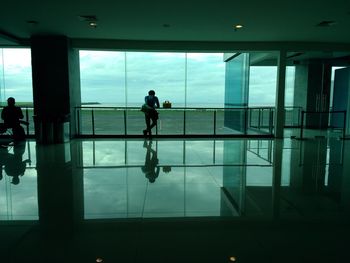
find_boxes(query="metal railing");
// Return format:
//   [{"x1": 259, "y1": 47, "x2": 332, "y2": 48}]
[
  {"x1": 299, "y1": 110, "x2": 347, "y2": 139},
  {"x1": 75, "y1": 106, "x2": 276, "y2": 137},
  {"x1": 0, "y1": 106, "x2": 35, "y2": 136}
]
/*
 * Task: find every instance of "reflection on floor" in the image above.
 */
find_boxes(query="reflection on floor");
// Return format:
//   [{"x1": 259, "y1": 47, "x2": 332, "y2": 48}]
[{"x1": 1, "y1": 137, "x2": 350, "y2": 262}]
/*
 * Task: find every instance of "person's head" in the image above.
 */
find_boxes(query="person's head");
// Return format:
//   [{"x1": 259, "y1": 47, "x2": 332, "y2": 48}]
[
  {"x1": 7, "y1": 97, "x2": 15, "y2": 106},
  {"x1": 148, "y1": 90, "x2": 155, "y2": 96}
]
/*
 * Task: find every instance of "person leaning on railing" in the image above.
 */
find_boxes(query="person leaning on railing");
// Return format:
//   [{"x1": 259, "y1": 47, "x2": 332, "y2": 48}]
[{"x1": 142, "y1": 90, "x2": 160, "y2": 137}]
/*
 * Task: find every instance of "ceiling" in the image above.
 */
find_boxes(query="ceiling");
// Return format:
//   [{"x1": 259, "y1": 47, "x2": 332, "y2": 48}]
[{"x1": 1, "y1": 0, "x2": 350, "y2": 47}]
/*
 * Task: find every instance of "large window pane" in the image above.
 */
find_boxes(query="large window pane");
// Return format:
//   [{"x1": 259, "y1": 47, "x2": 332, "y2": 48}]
[
  {"x1": 79, "y1": 51, "x2": 126, "y2": 106},
  {"x1": 126, "y1": 52, "x2": 186, "y2": 107},
  {"x1": 187, "y1": 53, "x2": 225, "y2": 107},
  {"x1": 0, "y1": 48, "x2": 33, "y2": 105}
]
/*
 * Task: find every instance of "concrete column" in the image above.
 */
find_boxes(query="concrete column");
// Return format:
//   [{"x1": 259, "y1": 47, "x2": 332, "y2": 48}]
[
  {"x1": 294, "y1": 62, "x2": 331, "y2": 129},
  {"x1": 31, "y1": 35, "x2": 81, "y2": 142},
  {"x1": 275, "y1": 50, "x2": 287, "y2": 138}
]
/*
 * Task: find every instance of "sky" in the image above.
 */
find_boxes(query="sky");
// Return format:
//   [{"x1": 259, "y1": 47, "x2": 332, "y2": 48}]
[{"x1": 0, "y1": 48, "x2": 296, "y2": 107}]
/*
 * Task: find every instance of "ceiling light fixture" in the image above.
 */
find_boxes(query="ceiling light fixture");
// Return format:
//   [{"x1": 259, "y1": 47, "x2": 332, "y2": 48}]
[
  {"x1": 229, "y1": 256, "x2": 237, "y2": 262},
  {"x1": 78, "y1": 15, "x2": 98, "y2": 28},
  {"x1": 234, "y1": 24, "x2": 243, "y2": 31},
  {"x1": 89, "y1": 21, "x2": 98, "y2": 28},
  {"x1": 96, "y1": 258, "x2": 103, "y2": 263}
]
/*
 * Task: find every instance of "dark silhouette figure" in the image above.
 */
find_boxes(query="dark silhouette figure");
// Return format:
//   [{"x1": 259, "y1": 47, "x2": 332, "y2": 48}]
[
  {"x1": 141, "y1": 140, "x2": 160, "y2": 183},
  {"x1": 0, "y1": 141, "x2": 30, "y2": 185},
  {"x1": 142, "y1": 90, "x2": 160, "y2": 137},
  {"x1": 1, "y1": 97, "x2": 26, "y2": 142}
]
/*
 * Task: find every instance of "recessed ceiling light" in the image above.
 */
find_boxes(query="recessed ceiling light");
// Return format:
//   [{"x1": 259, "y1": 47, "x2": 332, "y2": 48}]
[
  {"x1": 229, "y1": 256, "x2": 237, "y2": 262},
  {"x1": 235, "y1": 24, "x2": 243, "y2": 29},
  {"x1": 89, "y1": 21, "x2": 98, "y2": 28},
  {"x1": 96, "y1": 258, "x2": 103, "y2": 263}
]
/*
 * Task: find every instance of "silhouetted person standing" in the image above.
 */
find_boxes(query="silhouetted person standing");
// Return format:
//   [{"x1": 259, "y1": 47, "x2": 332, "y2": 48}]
[
  {"x1": 143, "y1": 90, "x2": 159, "y2": 137},
  {"x1": 1, "y1": 97, "x2": 25, "y2": 142}
]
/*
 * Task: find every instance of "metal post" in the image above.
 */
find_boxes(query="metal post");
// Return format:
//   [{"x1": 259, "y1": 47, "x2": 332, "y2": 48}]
[
  {"x1": 249, "y1": 108, "x2": 252, "y2": 128},
  {"x1": 183, "y1": 110, "x2": 186, "y2": 135},
  {"x1": 244, "y1": 108, "x2": 248, "y2": 135},
  {"x1": 343, "y1": 111, "x2": 347, "y2": 139},
  {"x1": 91, "y1": 109, "x2": 95, "y2": 136},
  {"x1": 269, "y1": 108, "x2": 273, "y2": 135},
  {"x1": 124, "y1": 110, "x2": 127, "y2": 136},
  {"x1": 258, "y1": 108, "x2": 261, "y2": 129},
  {"x1": 25, "y1": 108, "x2": 30, "y2": 135},
  {"x1": 300, "y1": 111, "x2": 305, "y2": 139},
  {"x1": 77, "y1": 109, "x2": 81, "y2": 135},
  {"x1": 213, "y1": 110, "x2": 217, "y2": 135}
]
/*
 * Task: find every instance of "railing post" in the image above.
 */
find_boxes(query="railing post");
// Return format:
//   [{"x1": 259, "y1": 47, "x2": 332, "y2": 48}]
[
  {"x1": 244, "y1": 108, "x2": 248, "y2": 135},
  {"x1": 213, "y1": 110, "x2": 217, "y2": 135},
  {"x1": 343, "y1": 111, "x2": 347, "y2": 139},
  {"x1": 77, "y1": 109, "x2": 81, "y2": 135},
  {"x1": 183, "y1": 110, "x2": 186, "y2": 136},
  {"x1": 91, "y1": 109, "x2": 95, "y2": 136},
  {"x1": 26, "y1": 108, "x2": 30, "y2": 135},
  {"x1": 269, "y1": 108, "x2": 273, "y2": 135},
  {"x1": 258, "y1": 108, "x2": 261, "y2": 130},
  {"x1": 300, "y1": 111, "x2": 305, "y2": 139},
  {"x1": 124, "y1": 110, "x2": 127, "y2": 136},
  {"x1": 249, "y1": 108, "x2": 252, "y2": 128}
]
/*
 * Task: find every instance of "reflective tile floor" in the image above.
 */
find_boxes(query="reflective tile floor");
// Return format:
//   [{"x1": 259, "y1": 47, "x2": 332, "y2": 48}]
[{"x1": 1, "y1": 137, "x2": 350, "y2": 262}]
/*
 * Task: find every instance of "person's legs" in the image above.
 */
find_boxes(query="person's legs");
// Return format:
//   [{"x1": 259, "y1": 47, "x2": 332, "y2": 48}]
[
  {"x1": 148, "y1": 109, "x2": 158, "y2": 132},
  {"x1": 144, "y1": 114, "x2": 151, "y2": 135},
  {"x1": 149, "y1": 118, "x2": 157, "y2": 130}
]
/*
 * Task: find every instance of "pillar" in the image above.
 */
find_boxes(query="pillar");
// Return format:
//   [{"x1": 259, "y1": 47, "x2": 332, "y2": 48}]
[
  {"x1": 275, "y1": 50, "x2": 286, "y2": 138},
  {"x1": 294, "y1": 61, "x2": 332, "y2": 129},
  {"x1": 31, "y1": 35, "x2": 81, "y2": 143}
]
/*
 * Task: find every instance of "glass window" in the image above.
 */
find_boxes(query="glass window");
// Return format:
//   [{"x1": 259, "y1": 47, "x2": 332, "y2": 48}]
[
  {"x1": 0, "y1": 48, "x2": 33, "y2": 105},
  {"x1": 79, "y1": 51, "x2": 126, "y2": 106},
  {"x1": 126, "y1": 52, "x2": 186, "y2": 107},
  {"x1": 249, "y1": 66, "x2": 277, "y2": 107},
  {"x1": 187, "y1": 53, "x2": 225, "y2": 107}
]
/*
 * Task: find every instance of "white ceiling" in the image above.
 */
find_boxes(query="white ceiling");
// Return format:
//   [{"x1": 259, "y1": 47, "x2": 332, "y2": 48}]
[{"x1": 1, "y1": 0, "x2": 350, "y2": 47}]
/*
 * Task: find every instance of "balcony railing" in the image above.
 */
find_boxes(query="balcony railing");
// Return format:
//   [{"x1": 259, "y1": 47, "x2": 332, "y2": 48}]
[
  {"x1": 299, "y1": 110, "x2": 347, "y2": 139},
  {"x1": 0, "y1": 106, "x2": 35, "y2": 136},
  {"x1": 0, "y1": 106, "x2": 304, "y2": 138},
  {"x1": 75, "y1": 106, "x2": 276, "y2": 137}
]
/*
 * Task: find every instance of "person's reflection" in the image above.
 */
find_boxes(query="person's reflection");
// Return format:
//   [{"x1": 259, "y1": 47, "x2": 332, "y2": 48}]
[
  {"x1": 0, "y1": 141, "x2": 30, "y2": 185},
  {"x1": 141, "y1": 140, "x2": 160, "y2": 183}
]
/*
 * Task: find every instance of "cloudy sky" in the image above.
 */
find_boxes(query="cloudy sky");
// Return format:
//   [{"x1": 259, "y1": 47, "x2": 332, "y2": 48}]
[{"x1": 0, "y1": 48, "x2": 295, "y2": 107}]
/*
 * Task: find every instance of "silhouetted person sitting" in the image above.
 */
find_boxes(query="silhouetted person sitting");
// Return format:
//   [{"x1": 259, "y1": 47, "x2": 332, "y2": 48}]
[
  {"x1": 1, "y1": 97, "x2": 26, "y2": 142},
  {"x1": 141, "y1": 140, "x2": 160, "y2": 183},
  {"x1": 142, "y1": 90, "x2": 160, "y2": 137}
]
